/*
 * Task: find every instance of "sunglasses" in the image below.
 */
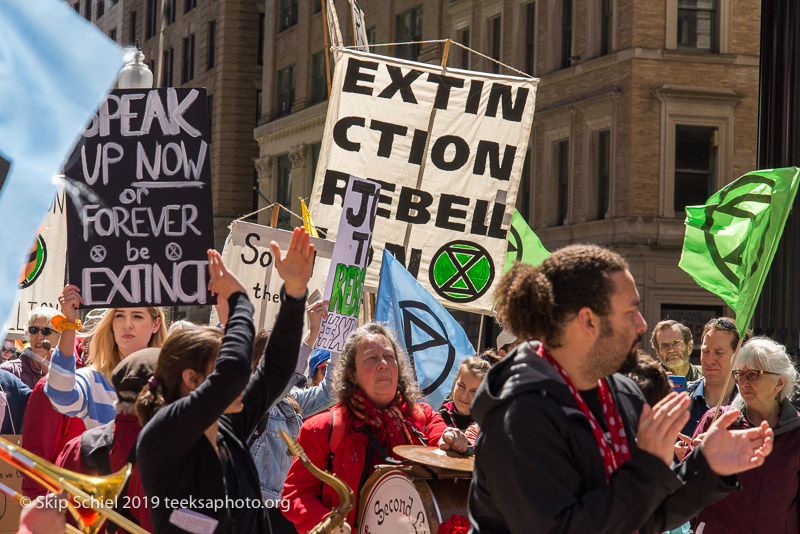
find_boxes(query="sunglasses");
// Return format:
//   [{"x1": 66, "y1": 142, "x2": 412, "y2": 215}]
[
  {"x1": 28, "y1": 326, "x2": 54, "y2": 336},
  {"x1": 732, "y1": 369, "x2": 780, "y2": 382},
  {"x1": 711, "y1": 319, "x2": 737, "y2": 332},
  {"x1": 1, "y1": 347, "x2": 13, "y2": 353}
]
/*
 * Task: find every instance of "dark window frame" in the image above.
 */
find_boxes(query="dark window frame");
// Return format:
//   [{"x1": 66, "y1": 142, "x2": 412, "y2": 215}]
[
  {"x1": 279, "y1": 0, "x2": 298, "y2": 32},
  {"x1": 560, "y1": 0, "x2": 572, "y2": 68},
  {"x1": 207, "y1": 20, "x2": 216, "y2": 69},
  {"x1": 556, "y1": 139, "x2": 569, "y2": 225},
  {"x1": 276, "y1": 64, "x2": 296, "y2": 117},
  {"x1": 146, "y1": 0, "x2": 157, "y2": 40},
  {"x1": 489, "y1": 15, "x2": 501, "y2": 74},
  {"x1": 184, "y1": 0, "x2": 196, "y2": 14},
  {"x1": 600, "y1": 0, "x2": 612, "y2": 56},
  {"x1": 311, "y1": 51, "x2": 327, "y2": 104},
  {"x1": 129, "y1": 11, "x2": 137, "y2": 45},
  {"x1": 162, "y1": 47, "x2": 174, "y2": 87},
  {"x1": 524, "y1": 3, "x2": 535, "y2": 74},
  {"x1": 258, "y1": 13, "x2": 265, "y2": 65},
  {"x1": 181, "y1": 34, "x2": 195, "y2": 84},
  {"x1": 596, "y1": 129, "x2": 611, "y2": 220},
  {"x1": 166, "y1": 0, "x2": 176, "y2": 25},
  {"x1": 677, "y1": 0, "x2": 718, "y2": 53},
  {"x1": 97, "y1": 0, "x2": 105, "y2": 19},
  {"x1": 394, "y1": 5, "x2": 423, "y2": 60}
]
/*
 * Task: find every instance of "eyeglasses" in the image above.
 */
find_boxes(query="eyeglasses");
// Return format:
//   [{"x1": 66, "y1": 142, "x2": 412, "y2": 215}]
[
  {"x1": 1, "y1": 347, "x2": 13, "y2": 353},
  {"x1": 658, "y1": 340, "x2": 685, "y2": 351},
  {"x1": 28, "y1": 326, "x2": 54, "y2": 336},
  {"x1": 732, "y1": 369, "x2": 780, "y2": 382}
]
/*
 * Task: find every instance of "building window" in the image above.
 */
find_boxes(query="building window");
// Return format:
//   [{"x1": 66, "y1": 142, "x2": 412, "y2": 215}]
[
  {"x1": 129, "y1": 11, "x2": 137, "y2": 44},
  {"x1": 395, "y1": 5, "x2": 423, "y2": 60},
  {"x1": 97, "y1": 0, "x2": 104, "y2": 19},
  {"x1": 524, "y1": 3, "x2": 535, "y2": 74},
  {"x1": 556, "y1": 139, "x2": 569, "y2": 225},
  {"x1": 166, "y1": 0, "x2": 176, "y2": 25},
  {"x1": 674, "y1": 125, "x2": 716, "y2": 213},
  {"x1": 678, "y1": 0, "x2": 717, "y2": 52},
  {"x1": 258, "y1": 14, "x2": 265, "y2": 65},
  {"x1": 184, "y1": 0, "x2": 196, "y2": 14},
  {"x1": 367, "y1": 27, "x2": 377, "y2": 53},
  {"x1": 109, "y1": 28, "x2": 117, "y2": 42},
  {"x1": 148, "y1": 59, "x2": 156, "y2": 75},
  {"x1": 146, "y1": 0, "x2": 157, "y2": 39},
  {"x1": 518, "y1": 149, "x2": 532, "y2": 221},
  {"x1": 277, "y1": 154, "x2": 292, "y2": 209},
  {"x1": 279, "y1": 0, "x2": 298, "y2": 31},
  {"x1": 311, "y1": 52, "x2": 327, "y2": 104},
  {"x1": 84, "y1": 0, "x2": 91, "y2": 20},
  {"x1": 488, "y1": 16, "x2": 501, "y2": 74},
  {"x1": 561, "y1": 0, "x2": 572, "y2": 68},
  {"x1": 277, "y1": 65, "x2": 295, "y2": 117},
  {"x1": 595, "y1": 129, "x2": 610, "y2": 220},
  {"x1": 458, "y1": 27, "x2": 470, "y2": 69},
  {"x1": 313, "y1": 0, "x2": 321, "y2": 14},
  {"x1": 73, "y1": 1, "x2": 79, "y2": 13},
  {"x1": 181, "y1": 35, "x2": 195, "y2": 84},
  {"x1": 207, "y1": 21, "x2": 216, "y2": 69},
  {"x1": 600, "y1": 0, "x2": 612, "y2": 55},
  {"x1": 256, "y1": 90, "x2": 262, "y2": 124},
  {"x1": 162, "y1": 48, "x2": 174, "y2": 87},
  {"x1": 207, "y1": 94, "x2": 213, "y2": 140}
]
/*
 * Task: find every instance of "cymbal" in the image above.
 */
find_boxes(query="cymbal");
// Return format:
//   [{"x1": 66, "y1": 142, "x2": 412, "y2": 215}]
[{"x1": 393, "y1": 445, "x2": 474, "y2": 472}]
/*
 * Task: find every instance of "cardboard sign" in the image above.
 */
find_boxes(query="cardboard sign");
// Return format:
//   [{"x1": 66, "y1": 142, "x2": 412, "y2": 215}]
[
  {"x1": 316, "y1": 176, "x2": 379, "y2": 352},
  {"x1": 64, "y1": 88, "x2": 215, "y2": 308},
  {"x1": 215, "y1": 221, "x2": 334, "y2": 331},
  {"x1": 309, "y1": 50, "x2": 538, "y2": 314},
  {"x1": 0, "y1": 435, "x2": 23, "y2": 534},
  {"x1": 7, "y1": 190, "x2": 67, "y2": 338}
]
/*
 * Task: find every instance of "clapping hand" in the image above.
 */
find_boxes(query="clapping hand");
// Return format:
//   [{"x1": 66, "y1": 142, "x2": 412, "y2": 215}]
[
  {"x1": 698, "y1": 410, "x2": 774, "y2": 475},
  {"x1": 271, "y1": 228, "x2": 314, "y2": 299}
]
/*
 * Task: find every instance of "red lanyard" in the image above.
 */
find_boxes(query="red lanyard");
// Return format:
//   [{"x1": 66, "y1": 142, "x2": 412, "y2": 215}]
[{"x1": 538, "y1": 345, "x2": 631, "y2": 481}]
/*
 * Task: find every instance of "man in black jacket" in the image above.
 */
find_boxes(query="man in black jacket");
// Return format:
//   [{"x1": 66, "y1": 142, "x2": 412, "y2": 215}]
[{"x1": 468, "y1": 244, "x2": 774, "y2": 534}]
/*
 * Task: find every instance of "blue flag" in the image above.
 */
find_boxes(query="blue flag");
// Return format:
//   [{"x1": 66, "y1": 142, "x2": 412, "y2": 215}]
[
  {"x1": 0, "y1": 0, "x2": 123, "y2": 333},
  {"x1": 375, "y1": 250, "x2": 476, "y2": 410}
]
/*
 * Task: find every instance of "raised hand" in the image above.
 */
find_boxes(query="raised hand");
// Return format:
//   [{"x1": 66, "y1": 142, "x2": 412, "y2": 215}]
[
  {"x1": 636, "y1": 392, "x2": 691, "y2": 465},
  {"x1": 270, "y1": 227, "x2": 314, "y2": 299},
  {"x1": 207, "y1": 249, "x2": 247, "y2": 302},
  {"x1": 699, "y1": 409, "x2": 774, "y2": 476},
  {"x1": 58, "y1": 285, "x2": 83, "y2": 323}
]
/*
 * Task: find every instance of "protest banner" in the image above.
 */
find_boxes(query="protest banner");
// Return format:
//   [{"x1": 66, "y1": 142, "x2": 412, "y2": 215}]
[
  {"x1": 64, "y1": 88, "x2": 215, "y2": 309},
  {"x1": 7, "y1": 190, "x2": 67, "y2": 337},
  {"x1": 316, "y1": 176, "x2": 380, "y2": 352},
  {"x1": 215, "y1": 221, "x2": 334, "y2": 331},
  {"x1": 0, "y1": 0, "x2": 123, "y2": 337},
  {"x1": 309, "y1": 49, "x2": 537, "y2": 314}
]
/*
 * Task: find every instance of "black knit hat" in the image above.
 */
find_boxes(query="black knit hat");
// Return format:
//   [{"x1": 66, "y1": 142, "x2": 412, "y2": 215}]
[{"x1": 112, "y1": 347, "x2": 159, "y2": 402}]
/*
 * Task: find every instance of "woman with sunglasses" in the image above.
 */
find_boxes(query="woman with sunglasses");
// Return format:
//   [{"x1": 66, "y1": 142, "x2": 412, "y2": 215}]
[
  {"x1": 44, "y1": 287, "x2": 167, "y2": 429},
  {"x1": 688, "y1": 337, "x2": 800, "y2": 533},
  {"x1": 0, "y1": 307, "x2": 60, "y2": 389}
]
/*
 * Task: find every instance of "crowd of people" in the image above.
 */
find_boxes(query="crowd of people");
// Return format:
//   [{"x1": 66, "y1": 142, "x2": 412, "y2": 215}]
[{"x1": 0, "y1": 232, "x2": 791, "y2": 534}]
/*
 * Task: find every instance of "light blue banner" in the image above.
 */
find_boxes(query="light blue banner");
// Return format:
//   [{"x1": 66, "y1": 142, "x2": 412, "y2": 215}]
[
  {"x1": 0, "y1": 0, "x2": 123, "y2": 334},
  {"x1": 375, "y1": 249, "x2": 476, "y2": 410}
]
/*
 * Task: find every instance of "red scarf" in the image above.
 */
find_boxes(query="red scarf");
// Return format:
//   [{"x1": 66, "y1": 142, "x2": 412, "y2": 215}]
[
  {"x1": 538, "y1": 345, "x2": 631, "y2": 481},
  {"x1": 347, "y1": 389, "x2": 423, "y2": 460}
]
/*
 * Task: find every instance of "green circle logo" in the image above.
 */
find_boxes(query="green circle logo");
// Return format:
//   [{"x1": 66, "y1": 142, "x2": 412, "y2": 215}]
[
  {"x1": 19, "y1": 234, "x2": 47, "y2": 289},
  {"x1": 429, "y1": 240, "x2": 495, "y2": 303}
]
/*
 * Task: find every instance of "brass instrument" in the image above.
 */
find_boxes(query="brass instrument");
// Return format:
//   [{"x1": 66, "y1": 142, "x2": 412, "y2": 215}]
[
  {"x1": 0, "y1": 437, "x2": 150, "y2": 534},
  {"x1": 279, "y1": 429, "x2": 353, "y2": 534}
]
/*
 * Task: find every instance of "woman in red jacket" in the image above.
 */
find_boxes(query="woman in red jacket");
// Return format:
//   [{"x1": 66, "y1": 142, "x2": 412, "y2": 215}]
[{"x1": 282, "y1": 323, "x2": 468, "y2": 533}]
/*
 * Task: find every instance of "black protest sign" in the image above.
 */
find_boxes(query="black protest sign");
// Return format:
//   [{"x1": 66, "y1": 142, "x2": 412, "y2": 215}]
[{"x1": 64, "y1": 88, "x2": 214, "y2": 308}]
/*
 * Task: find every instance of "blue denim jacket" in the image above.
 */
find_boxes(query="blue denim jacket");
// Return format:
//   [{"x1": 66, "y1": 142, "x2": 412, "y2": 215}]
[{"x1": 250, "y1": 356, "x2": 335, "y2": 502}]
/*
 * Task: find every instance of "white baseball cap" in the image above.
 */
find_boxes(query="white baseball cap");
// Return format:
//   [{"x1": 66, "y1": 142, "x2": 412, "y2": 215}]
[{"x1": 496, "y1": 329, "x2": 518, "y2": 348}]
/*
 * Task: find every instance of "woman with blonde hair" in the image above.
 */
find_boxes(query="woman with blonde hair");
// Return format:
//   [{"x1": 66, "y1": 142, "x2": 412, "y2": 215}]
[
  {"x1": 438, "y1": 355, "x2": 492, "y2": 430},
  {"x1": 45, "y1": 287, "x2": 167, "y2": 428}
]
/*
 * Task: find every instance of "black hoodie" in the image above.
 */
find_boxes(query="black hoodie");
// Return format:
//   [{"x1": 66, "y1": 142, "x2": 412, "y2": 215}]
[{"x1": 468, "y1": 341, "x2": 738, "y2": 534}]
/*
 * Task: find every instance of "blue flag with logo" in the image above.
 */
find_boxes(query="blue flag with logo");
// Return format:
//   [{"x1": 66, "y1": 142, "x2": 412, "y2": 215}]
[
  {"x1": 375, "y1": 249, "x2": 476, "y2": 410},
  {"x1": 0, "y1": 0, "x2": 123, "y2": 334}
]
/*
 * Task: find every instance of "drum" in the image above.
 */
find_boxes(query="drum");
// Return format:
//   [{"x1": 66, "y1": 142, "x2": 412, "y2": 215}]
[{"x1": 356, "y1": 466, "x2": 470, "y2": 534}]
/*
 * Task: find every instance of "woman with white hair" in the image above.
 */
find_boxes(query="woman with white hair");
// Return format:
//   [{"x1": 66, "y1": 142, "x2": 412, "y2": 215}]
[
  {"x1": 0, "y1": 306, "x2": 60, "y2": 389},
  {"x1": 689, "y1": 337, "x2": 800, "y2": 533}
]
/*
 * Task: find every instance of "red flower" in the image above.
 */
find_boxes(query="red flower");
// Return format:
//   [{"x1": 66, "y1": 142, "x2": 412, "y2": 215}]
[{"x1": 438, "y1": 513, "x2": 470, "y2": 534}]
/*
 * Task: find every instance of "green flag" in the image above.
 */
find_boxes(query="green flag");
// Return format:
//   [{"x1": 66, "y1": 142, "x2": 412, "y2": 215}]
[
  {"x1": 505, "y1": 209, "x2": 551, "y2": 273},
  {"x1": 679, "y1": 167, "x2": 800, "y2": 336}
]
